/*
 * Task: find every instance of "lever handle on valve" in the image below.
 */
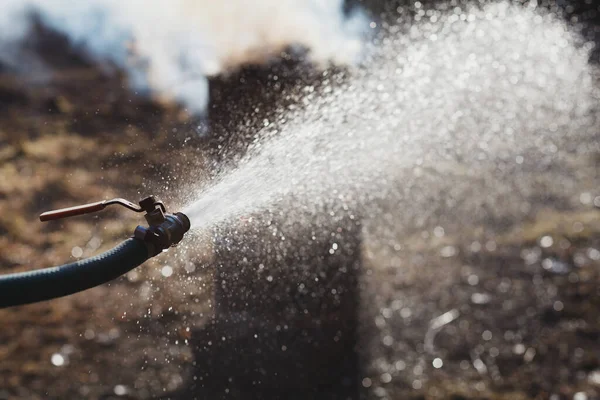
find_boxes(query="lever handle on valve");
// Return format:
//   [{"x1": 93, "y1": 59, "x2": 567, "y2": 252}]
[
  {"x1": 39, "y1": 201, "x2": 107, "y2": 221},
  {"x1": 38, "y1": 198, "x2": 160, "y2": 222}
]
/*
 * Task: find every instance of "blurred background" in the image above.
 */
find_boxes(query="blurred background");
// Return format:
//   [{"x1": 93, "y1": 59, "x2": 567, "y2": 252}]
[{"x1": 0, "y1": 0, "x2": 599, "y2": 399}]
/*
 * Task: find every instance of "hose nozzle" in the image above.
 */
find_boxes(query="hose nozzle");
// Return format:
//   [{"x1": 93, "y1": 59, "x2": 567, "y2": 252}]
[{"x1": 134, "y1": 211, "x2": 190, "y2": 256}]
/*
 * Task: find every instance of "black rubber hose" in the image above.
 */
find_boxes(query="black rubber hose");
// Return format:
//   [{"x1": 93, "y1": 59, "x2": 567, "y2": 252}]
[{"x1": 0, "y1": 238, "x2": 150, "y2": 308}]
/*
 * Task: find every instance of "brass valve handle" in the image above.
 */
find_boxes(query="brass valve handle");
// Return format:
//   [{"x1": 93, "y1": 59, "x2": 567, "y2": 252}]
[{"x1": 39, "y1": 198, "x2": 145, "y2": 222}]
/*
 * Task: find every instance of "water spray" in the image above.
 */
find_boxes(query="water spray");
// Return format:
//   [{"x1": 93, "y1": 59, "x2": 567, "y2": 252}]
[{"x1": 0, "y1": 196, "x2": 190, "y2": 308}]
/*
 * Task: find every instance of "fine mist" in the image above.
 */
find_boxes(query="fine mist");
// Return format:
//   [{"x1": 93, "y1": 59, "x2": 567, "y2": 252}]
[
  {"x1": 183, "y1": 1, "x2": 599, "y2": 234},
  {"x1": 0, "y1": 0, "x2": 367, "y2": 114},
  {"x1": 177, "y1": 3, "x2": 600, "y2": 398}
]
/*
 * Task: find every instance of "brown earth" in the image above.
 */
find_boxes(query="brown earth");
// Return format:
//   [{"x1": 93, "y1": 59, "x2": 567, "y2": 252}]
[{"x1": 1, "y1": 8, "x2": 600, "y2": 399}]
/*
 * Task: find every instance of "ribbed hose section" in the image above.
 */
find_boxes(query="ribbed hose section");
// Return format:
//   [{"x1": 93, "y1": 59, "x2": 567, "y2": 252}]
[{"x1": 0, "y1": 238, "x2": 150, "y2": 308}]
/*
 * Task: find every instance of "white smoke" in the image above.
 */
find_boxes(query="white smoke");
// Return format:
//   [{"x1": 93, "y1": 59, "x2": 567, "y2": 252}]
[{"x1": 0, "y1": 0, "x2": 367, "y2": 114}]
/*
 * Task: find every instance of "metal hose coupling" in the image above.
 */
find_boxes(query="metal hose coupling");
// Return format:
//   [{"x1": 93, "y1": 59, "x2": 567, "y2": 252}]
[
  {"x1": 133, "y1": 197, "x2": 191, "y2": 257},
  {"x1": 40, "y1": 195, "x2": 190, "y2": 258}
]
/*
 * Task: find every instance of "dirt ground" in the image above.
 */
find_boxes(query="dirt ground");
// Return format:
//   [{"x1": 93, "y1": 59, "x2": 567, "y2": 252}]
[{"x1": 1, "y1": 3, "x2": 600, "y2": 399}]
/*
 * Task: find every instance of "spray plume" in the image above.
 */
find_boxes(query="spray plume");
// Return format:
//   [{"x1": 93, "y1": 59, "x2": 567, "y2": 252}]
[{"x1": 183, "y1": 2, "x2": 599, "y2": 235}]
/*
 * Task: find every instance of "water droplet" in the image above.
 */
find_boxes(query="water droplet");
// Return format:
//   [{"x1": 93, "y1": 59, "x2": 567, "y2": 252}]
[
  {"x1": 573, "y1": 392, "x2": 588, "y2": 400},
  {"x1": 588, "y1": 370, "x2": 600, "y2": 385},
  {"x1": 395, "y1": 360, "x2": 406, "y2": 371},
  {"x1": 580, "y1": 192, "x2": 592, "y2": 205},
  {"x1": 540, "y1": 235, "x2": 554, "y2": 248},
  {"x1": 382, "y1": 335, "x2": 394, "y2": 346},
  {"x1": 467, "y1": 274, "x2": 479, "y2": 286},
  {"x1": 400, "y1": 308, "x2": 412, "y2": 318},
  {"x1": 84, "y1": 329, "x2": 95, "y2": 340},
  {"x1": 541, "y1": 258, "x2": 570, "y2": 274},
  {"x1": 440, "y1": 245, "x2": 457, "y2": 258},
  {"x1": 513, "y1": 343, "x2": 526, "y2": 355},
  {"x1": 588, "y1": 248, "x2": 600, "y2": 261},
  {"x1": 524, "y1": 347, "x2": 536, "y2": 363},
  {"x1": 71, "y1": 246, "x2": 83, "y2": 258},
  {"x1": 114, "y1": 385, "x2": 127, "y2": 396},
  {"x1": 51, "y1": 353, "x2": 65, "y2": 367},
  {"x1": 471, "y1": 292, "x2": 491, "y2": 304}
]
